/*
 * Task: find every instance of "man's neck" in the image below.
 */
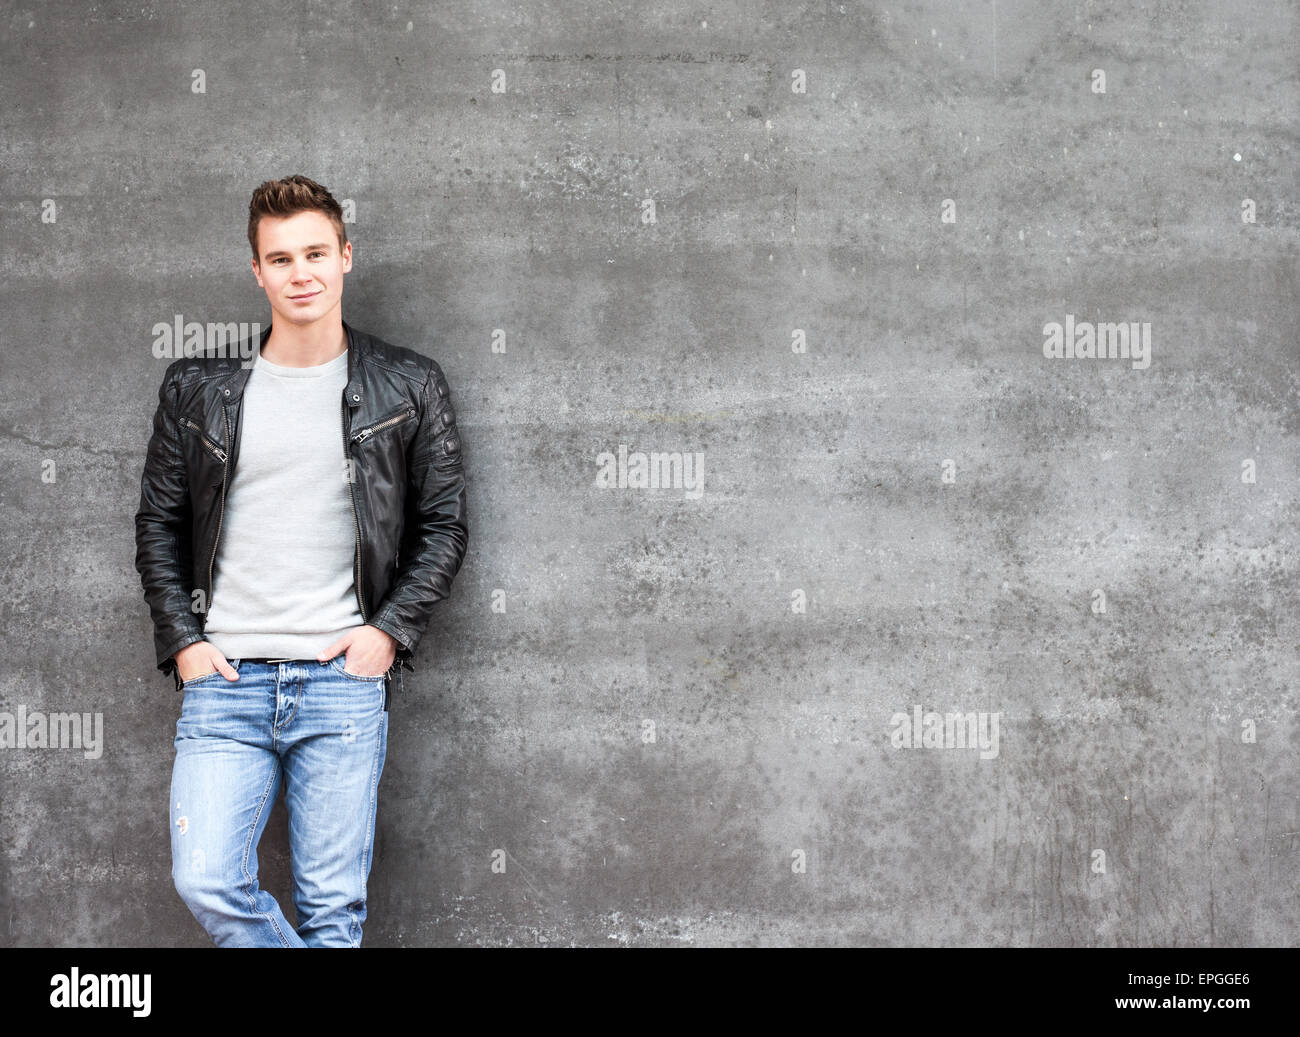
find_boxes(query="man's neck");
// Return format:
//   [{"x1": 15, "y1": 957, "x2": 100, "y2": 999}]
[{"x1": 260, "y1": 316, "x2": 348, "y2": 367}]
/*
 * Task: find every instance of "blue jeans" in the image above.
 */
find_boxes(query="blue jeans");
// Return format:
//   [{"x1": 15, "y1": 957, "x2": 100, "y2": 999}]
[{"x1": 169, "y1": 656, "x2": 389, "y2": 947}]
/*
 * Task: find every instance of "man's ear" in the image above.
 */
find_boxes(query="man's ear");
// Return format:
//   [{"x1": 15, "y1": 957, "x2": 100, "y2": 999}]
[
  {"x1": 251, "y1": 257, "x2": 263, "y2": 288},
  {"x1": 341, "y1": 242, "x2": 353, "y2": 274}
]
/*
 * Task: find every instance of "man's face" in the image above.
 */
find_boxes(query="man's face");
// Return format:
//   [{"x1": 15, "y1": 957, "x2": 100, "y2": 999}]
[{"x1": 251, "y1": 210, "x2": 352, "y2": 329}]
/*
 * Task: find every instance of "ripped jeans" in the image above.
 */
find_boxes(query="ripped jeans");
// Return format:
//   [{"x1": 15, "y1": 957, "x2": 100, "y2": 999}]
[{"x1": 169, "y1": 657, "x2": 389, "y2": 947}]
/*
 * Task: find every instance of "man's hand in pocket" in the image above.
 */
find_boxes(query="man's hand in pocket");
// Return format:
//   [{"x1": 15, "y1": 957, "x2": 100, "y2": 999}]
[
  {"x1": 317, "y1": 625, "x2": 397, "y2": 678},
  {"x1": 174, "y1": 642, "x2": 238, "y2": 684}
]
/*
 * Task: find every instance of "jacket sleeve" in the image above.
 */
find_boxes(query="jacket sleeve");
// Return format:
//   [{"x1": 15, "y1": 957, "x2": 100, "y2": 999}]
[
  {"x1": 134, "y1": 363, "x2": 205, "y2": 682},
  {"x1": 367, "y1": 359, "x2": 469, "y2": 663}
]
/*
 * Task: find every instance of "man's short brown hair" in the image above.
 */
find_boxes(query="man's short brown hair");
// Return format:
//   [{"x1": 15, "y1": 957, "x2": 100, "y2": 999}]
[{"x1": 247, "y1": 174, "x2": 348, "y2": 263}]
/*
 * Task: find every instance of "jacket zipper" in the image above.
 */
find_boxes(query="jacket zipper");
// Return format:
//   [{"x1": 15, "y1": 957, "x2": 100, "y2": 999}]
[
  {"x1": 343, "y1": 396, "x2": 368, "y2": 623},
  {"x1": 205, "y1": 407, "x2": 230, "y2": 617},
  {"x1": 351, "y1": 406, "x2": 416, "y2": 444},
  {"x1": 180, "y1": 415, "x2": 228, "y2": 463},
  {"x1": 346, "y1": 402, "x2": 419, "y2": 677}
]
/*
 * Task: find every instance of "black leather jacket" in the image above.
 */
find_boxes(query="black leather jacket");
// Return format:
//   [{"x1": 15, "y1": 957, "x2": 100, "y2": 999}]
[{"x1": 134, "y1": 320, "x2": 468, "y2": 691}]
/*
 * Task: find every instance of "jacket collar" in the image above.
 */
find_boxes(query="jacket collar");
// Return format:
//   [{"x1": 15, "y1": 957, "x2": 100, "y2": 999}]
[{"x1": 220, "y1": 319, "x2": 367, "y2": 408}]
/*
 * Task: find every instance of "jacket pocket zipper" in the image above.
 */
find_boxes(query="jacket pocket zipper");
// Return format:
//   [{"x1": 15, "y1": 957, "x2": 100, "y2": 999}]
[
  {"x1": 179, "y1": 415, "x2": 228, "y2": 463},
  {"x1": 351, "y1": 406, "x2": 416, "y2": 444}
]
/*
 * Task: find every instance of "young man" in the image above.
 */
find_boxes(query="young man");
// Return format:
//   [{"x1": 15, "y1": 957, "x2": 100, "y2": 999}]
[{"x1": 134, "y1": 174, "x2": 468, "y2": 946}]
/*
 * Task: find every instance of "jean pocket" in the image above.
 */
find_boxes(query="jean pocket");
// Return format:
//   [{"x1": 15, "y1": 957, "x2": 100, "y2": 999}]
[
  {"x1": 328, "y1": 655, "x2": 386, "y2": 682},
  {"x1": 179, "y1": 659, "x2": 240, "y2": 690}
]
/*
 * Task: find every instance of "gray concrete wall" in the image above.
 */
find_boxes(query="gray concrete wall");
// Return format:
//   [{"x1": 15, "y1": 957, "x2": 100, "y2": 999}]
[{"x1": 1, "y1": 0, "x2": 1296, "y2": 946}]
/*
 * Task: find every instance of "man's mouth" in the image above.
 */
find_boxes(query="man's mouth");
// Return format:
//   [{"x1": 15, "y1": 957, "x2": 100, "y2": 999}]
[{"x1": 290, "y1": 290, "x2": 322, "y2": 301}]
